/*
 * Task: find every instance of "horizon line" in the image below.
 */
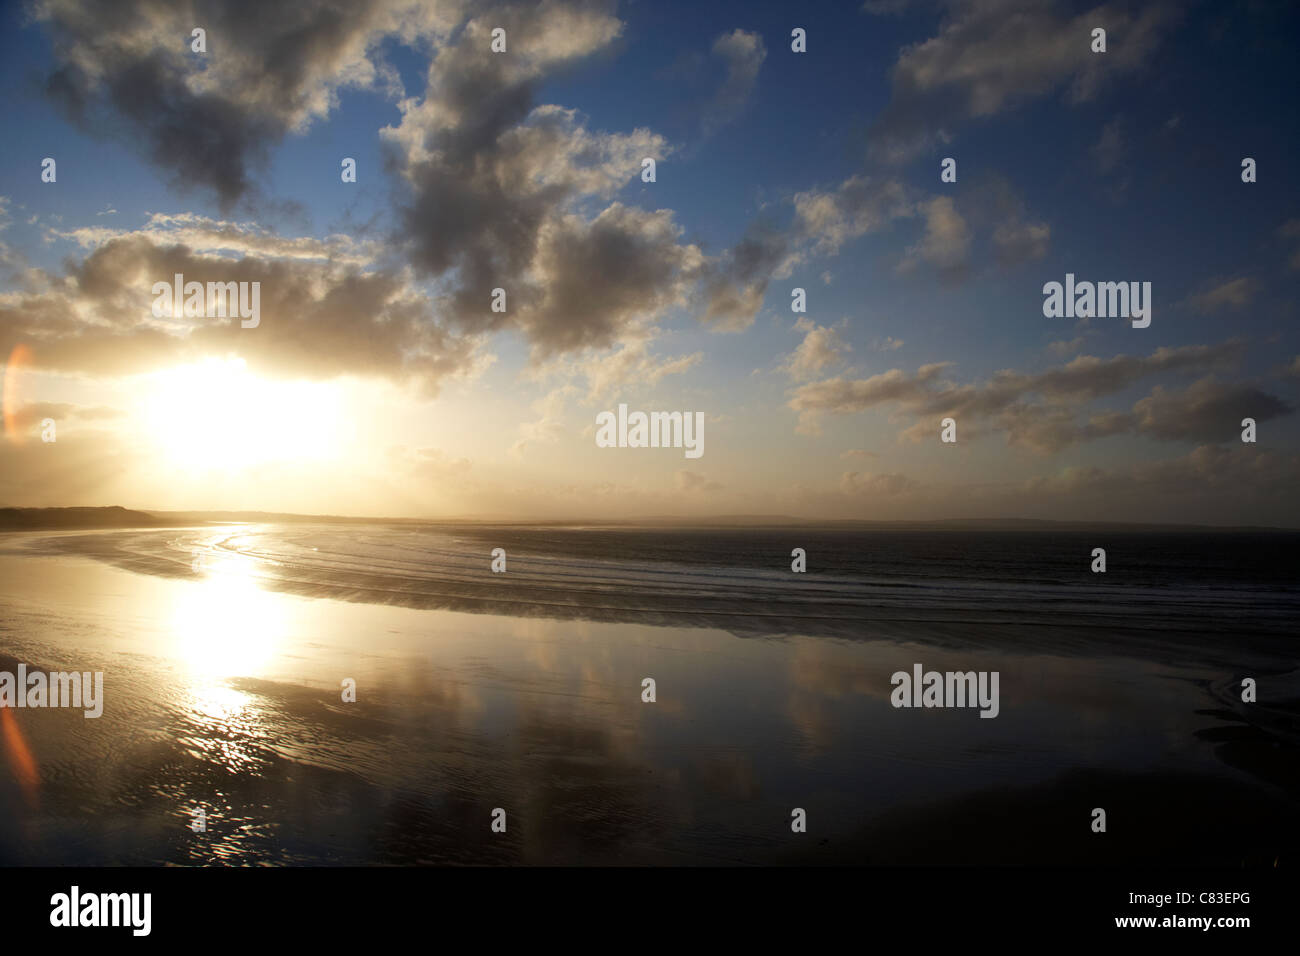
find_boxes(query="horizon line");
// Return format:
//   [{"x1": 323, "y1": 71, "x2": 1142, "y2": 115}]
[{"x1": 2, "y1": 505, "x2": 1298, "y2": 532}]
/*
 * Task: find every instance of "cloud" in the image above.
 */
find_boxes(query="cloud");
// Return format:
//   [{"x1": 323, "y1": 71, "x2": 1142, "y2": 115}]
[
  {"x1": 1091, "y1": 117, "x2": 1124, "y2": 172},
  {"x1": 0, "y1": 423, "x2": 136, "y2": 506},
  {"x1": 511, "y1": 325, "x2": 701, "y2": 451},
  {"x1": 511, "y1": 385, "x2": 576, "y2": 456},
  {"x1": 952, "y1": 172, "x2": 1050, "y2": 270},
  {"x1": 793, "y1": 442, "x2": 1300, "y2": 526},
  {"x1": 792, "y1": 175, "x2": 917, "y2": 258},
  {"x1": 791, "y1": 361, "x2": 954, "y2": 413},
  {"x1": 0, "y1": 198, "x2": 14, "y2": 269},
  {"x1": 694, "y1": 219, "x2": 792, "y2": 331},
  {"x1": 790, "y1": 361, "x2": 953, "y2": 434},
  {"x1": 869, "y1": 1, "x2": 1176, "y2": 162},
  {"x1": 564, "y1": 332, "x2": 702, "y2": 404},
  {"x1": 387, "y1": 444, "x2": 473, "y2": 481},
  {"x1": 898, "y1": 196, "x2": 969, "y2": 276},
  {"x1": 703, "y1": 29, "x2": 766, "y2": 135},
  {"x1": 1280, "y1": 219, "x2": 1300, "y2": 270},
  {"x1": 1, "y1": 401, "x2": 123, "y2": 436},
  {"x1": 787, "y1": 341, "x2": 1269, "y2": 448},
  {"x1": 840, "y1": 471, "x2": 919, "y2": 496},
  {"x1": 379, "y1": 2, "x2": 779, "y2": 352},
  {"x1": 1184, "y1": 276, "x2": 1261, "y2": 312},
  {"x1": 987, "y1": 403, "x2": 1131, "y2": 454},
  {"x1": 792, "y1": 171, "x2": 1045, "y2": 280},
  {"x1": 1016, "y1": 443, "x2": 1300, "y2": 522},
  {"x1": 862, "y1": 0, "x2": 918, "y2": 14},
  {"x1": 51, "y1": 212, "x2": 381, "y2": 265},
  {"x1": 523, "y1": 203, "x2": 703, "y2": 355},
  {"x1": 1131, "y1": 377, "x2": 1291, "y2": 442},
  {"x1": 782, "y1": 317, "x2": 850, "y2": 380},
  {"x1": 34, "y1": 0, "x2": 462, "y2": 207},
  {"x1": 676, "y1": 469, "x2": 723, "y2": 493},
  {"x1": 0, "y1": 233, "x2": 489, "y2": 392},
  {"x1": 992, "y1": 218, "x2": 1050, "y2": 267},
  {"x1": 36, "y1": 0, "x2": 721, "y2": 362},
  {"x1": 1047, "y1": 337, "x2": 1085, "y2": 356}
]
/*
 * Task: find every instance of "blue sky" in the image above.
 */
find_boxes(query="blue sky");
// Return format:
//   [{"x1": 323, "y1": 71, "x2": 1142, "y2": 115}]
[{"x1": 1, "y1": 0, "x2": 1298, "y2": 524}]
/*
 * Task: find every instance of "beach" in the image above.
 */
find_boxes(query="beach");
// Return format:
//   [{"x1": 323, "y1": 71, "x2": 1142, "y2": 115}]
[{"x1": 0, "y1": 524, "x2": 1296, "y2": 865}]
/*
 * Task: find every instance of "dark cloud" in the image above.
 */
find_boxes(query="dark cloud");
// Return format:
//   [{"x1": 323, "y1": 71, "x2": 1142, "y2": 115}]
[
  {"x1": 383, "y1": 3, "x2": 790, "y2": 347},
  {"x1": 33, "y1": 0, "x2": 460, "y2": 208},
  {"x1": 788, "y1": 342, "x2": 1292, "y2": 451},
  {"x1": 694, "y1": 219, "x2": 790, "y2": 331},
  {"x1": 31, "y1": 0, "x2": 797, "y2": 357},
  {"x1": 523, "y1": 204, "x2": 700, "y2": 355},
  {"x1": 1132, "y1": 378, "x2": 1292, "y2": 442},
  {"x1": 381, "y1": 1, "x2": 738, "y2": 354}
]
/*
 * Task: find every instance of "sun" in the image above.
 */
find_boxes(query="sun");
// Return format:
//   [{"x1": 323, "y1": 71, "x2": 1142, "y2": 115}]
[{"x1": 142, "y1": 358, "x2": 344, "y2": 472}]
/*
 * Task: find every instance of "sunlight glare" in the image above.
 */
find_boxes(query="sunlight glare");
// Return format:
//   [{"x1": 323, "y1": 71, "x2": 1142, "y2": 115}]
[
  {"x1": 172, "y1": 557, "x2": 286, "y2": 678},
  {"x1": 143, "y1": 358, "x2": 343, "y2": 472}
]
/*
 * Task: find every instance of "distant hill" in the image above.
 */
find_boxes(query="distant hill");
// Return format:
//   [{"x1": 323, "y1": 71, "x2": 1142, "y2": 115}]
[
  {"x1": 1, "y1": 507, "x2": 1294, "y2": 533},
  {"x1": 0, "y1": 506, "x2": 168, "y2": 530}
]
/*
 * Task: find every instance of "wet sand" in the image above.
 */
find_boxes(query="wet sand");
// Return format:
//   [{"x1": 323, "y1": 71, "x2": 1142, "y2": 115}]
[{"x1": 0, "y1": 530, "x2": 1296, "y2": 865}]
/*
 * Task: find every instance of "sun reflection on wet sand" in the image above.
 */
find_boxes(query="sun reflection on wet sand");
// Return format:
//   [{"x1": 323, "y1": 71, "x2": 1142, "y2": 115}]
[
  {"x1": 179, "y1": 683, "x2": 271, "y2": 775},
  {"x1": 171, "y1": 553, "x2": 285, "y2": 680},
  {"x1": 168, "y1": 554, "x2": 284, "y2": 782}
]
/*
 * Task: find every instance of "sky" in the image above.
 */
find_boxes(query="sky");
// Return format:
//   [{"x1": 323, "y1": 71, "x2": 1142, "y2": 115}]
[{"x1": 0, "y1": 0, "x2": 1298, "y2": 524}]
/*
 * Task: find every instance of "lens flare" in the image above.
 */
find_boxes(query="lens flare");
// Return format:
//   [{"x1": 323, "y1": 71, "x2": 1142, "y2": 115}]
[
  {"x1": 2, "y1": 344, "x2": 33, "y2": 443},
  {"x1": 0, "y1": 708, "x2": 40, "y2": 808}
]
